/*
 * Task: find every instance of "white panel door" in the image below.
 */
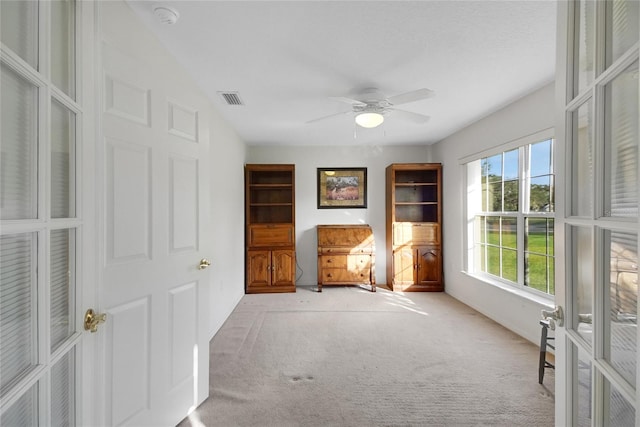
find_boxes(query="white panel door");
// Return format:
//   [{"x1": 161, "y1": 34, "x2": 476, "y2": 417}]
[{"x1": 97, "y1": 2, "x2": 211, "y2": 425}]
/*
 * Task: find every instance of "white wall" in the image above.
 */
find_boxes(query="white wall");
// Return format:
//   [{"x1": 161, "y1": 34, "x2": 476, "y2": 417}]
[
  {"x1": 207, "y1": 109, "x2": 247, "y2": 338},
  {"x1": 247, "y1": 145, "x2": 430, "y2": 286},
  {"x1": 430, "y1": 83, "x2": 556, "y2": 344}
]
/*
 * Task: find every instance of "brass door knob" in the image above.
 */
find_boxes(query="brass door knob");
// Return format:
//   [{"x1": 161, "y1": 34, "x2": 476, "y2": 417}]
[
  {"x1": 84, "y1": 309, "x2": 106, "y2": 333},
  {"x1": 198, "y1": 258, "x2": 211, "y2": 270}
]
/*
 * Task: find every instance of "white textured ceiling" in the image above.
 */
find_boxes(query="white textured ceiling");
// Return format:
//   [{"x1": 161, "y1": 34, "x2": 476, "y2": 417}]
[{"x1": 126, "y1": 1, "x2": 557, "y2": 146}]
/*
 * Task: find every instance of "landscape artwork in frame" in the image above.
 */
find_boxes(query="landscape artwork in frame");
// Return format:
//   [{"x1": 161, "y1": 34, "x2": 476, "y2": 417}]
[{"x1": 317, "y1": 167, "x2": 367, "y2": 209}]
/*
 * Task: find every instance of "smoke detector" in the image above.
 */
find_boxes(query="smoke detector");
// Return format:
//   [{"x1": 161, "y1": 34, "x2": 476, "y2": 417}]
[{"x1": 153, "y1": 6, "x2": 179, "y2": 25}]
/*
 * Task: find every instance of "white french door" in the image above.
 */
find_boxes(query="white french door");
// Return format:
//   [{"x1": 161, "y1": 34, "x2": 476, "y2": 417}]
[
  {"x1": 556, "y1": 0, "x2": 639, "y2": 425},
  {"x1": 0, "y1": 1, "x2": 90, "y2": 425},
  {"x1": 95, "y1": 2, "x2": 211, "y2": 425}
]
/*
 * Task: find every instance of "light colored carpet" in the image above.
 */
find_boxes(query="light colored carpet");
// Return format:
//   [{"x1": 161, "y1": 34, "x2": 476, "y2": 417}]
[{"x1": 179, "y1": 286, "x2": 555, "y2": 426}]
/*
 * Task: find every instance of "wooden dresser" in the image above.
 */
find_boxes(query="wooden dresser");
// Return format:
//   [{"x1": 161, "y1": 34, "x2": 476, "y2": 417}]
[{"x1": 317, "y1": 225, "x2": 375, "y2": 292}]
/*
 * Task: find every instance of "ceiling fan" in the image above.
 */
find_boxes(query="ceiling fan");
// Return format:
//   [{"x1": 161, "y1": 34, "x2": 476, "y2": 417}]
[{"x1": 307, "y1": 87, "x2": 434, "y2": 128}]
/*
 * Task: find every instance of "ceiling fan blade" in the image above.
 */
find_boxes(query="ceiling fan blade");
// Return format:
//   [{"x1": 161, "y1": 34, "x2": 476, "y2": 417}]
[
  {"x1": 389, "y1": 108, "x2": 431, "y2": 124},
  {"x1": 387, "y1": 88, "x2": 435, "y2": 106},
  {"x1": 328, "y1": 96, "x2": 366, "y2": 106},
  {"x1": 306, "y1": 110, "x2": 352, "y2": 124}
]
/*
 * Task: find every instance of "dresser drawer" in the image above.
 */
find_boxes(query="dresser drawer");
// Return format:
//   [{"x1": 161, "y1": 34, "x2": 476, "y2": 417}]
[
  {"x1": 319, "y1": 246, "x2": 373, "y2": 255},
  {"x1": 320, "y1": 254, "x2": 371, "y2": 269},
  {"x1": 321, "y1": 268, "x2": 371, "y2": 284},
  {"x1": 320, "y1": 255, "x2": 347, "y2": 268}
]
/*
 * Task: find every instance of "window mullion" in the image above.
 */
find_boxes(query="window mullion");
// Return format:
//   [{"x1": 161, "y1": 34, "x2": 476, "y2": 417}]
[
  {"x1": 517, "y1": 146, "x2": 527, "y2": 288},
  {"x1": 517, "y1": 213, "x2": 526, "y2": 288}
]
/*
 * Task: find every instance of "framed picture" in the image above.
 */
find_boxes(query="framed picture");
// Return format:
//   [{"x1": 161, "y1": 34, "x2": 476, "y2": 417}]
[{"x1": 317, "y1": 167, "x2": 367, "y2": 209}]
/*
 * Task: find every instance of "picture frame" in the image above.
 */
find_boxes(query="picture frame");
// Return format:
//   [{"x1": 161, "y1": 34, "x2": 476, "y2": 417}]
[{"x1": 317, "y1": 167, "x2": 367, "y2": 209}]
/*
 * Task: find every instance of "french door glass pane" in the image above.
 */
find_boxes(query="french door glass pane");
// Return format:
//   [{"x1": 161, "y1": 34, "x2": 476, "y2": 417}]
[
  {"x1": 51, "y1": 0, "x2": 76, "y2": 98},
  {"x1": 1, "y1": 63, "x2": 38, "y2": 220},
  {"x1": 573, "y1": 343, "x2": 592, "y2": 426},
  {"x1": 605, "y1": 0, "x2": 640, "y2": 67},
  {"x1": 606, "y1": 376, "x2": 635, "y2": 425},
  {"x1": 576, "y1": 0, "x2": 596, "y2": 95},
  {"x1": 51, "y1": 99, "x2": 76, "y2": 218},
  {"x1": 0, "y1": 382, "x2": 38, "y2": 426},
  {"x1": 606, "y1": 231, "x2": 637, "y2": 387},
  {"x1": 572, "y1": 101, "x2": 593, "y2": 217},
  {"x1": 0, "y1": 233, "x2": 37, "y2": 394},
  {"x1": 50, "y1": 229, "x2": 75, "y2": 351},
  {"x1": 51, "y1": 350, "x2": 75, "y2": 427},
  {"x1": 604, "y1": 60, "x2": 638, "y2": 218},
  {"x1": 572, "y1": 226, "x2": 593, "y2": 345},
  {"x1": 0, "y1": 0, "x2": 38, "y2": 69}
]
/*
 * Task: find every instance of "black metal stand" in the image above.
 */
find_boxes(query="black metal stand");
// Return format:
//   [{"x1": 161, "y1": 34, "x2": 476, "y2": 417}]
[{"x1": 538, "y1": 319, "x2": 555, "y2": 384}]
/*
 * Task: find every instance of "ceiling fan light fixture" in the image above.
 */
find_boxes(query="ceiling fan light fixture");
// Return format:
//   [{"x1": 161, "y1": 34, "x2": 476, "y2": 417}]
[{"x1": 355, "y1": 112, "x2": 384, "y2": 128}]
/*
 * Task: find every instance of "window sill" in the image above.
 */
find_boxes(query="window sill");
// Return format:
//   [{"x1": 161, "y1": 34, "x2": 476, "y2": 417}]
[{"x1": 462, "y1": 271, "x2": 555, "y2": 308}]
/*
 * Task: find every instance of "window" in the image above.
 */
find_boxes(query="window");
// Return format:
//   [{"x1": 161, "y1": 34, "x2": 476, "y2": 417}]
[{"x1": 466, "y1": 136, "x2": 555, "y2": 296}]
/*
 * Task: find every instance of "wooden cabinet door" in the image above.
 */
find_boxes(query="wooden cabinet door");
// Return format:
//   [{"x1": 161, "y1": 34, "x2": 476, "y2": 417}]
[
  {"x1": 247, "y1": 250, "x2": 271, "y2": 289},
  {"x1": 272, "y1": 250, "x2": 295, "y2": 288},
  {"x1": 417, "y1": 247, "x2": 441, "y2": 286},
  {"x1": 393, "y1": 247, "x2": 415, "y2": 285}
]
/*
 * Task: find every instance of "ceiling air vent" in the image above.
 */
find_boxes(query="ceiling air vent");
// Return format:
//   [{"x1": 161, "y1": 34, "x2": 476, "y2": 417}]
[{"x1": 219, "y1": 92, "x2": 244, "y2": 106}]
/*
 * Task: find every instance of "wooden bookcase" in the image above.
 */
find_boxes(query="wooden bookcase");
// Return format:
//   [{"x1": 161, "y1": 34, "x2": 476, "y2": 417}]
[
  {"x1": 245, "y1": 164, "x2": 296, "y2": 293},
  {"x1": 385, "y1": 163, "x2": 443, "y2": 291}
]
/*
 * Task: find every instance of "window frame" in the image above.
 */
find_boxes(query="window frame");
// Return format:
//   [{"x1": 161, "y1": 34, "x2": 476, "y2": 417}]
[{"x1": 462, "y1": 128, "x2": 555, "y2": 299}]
